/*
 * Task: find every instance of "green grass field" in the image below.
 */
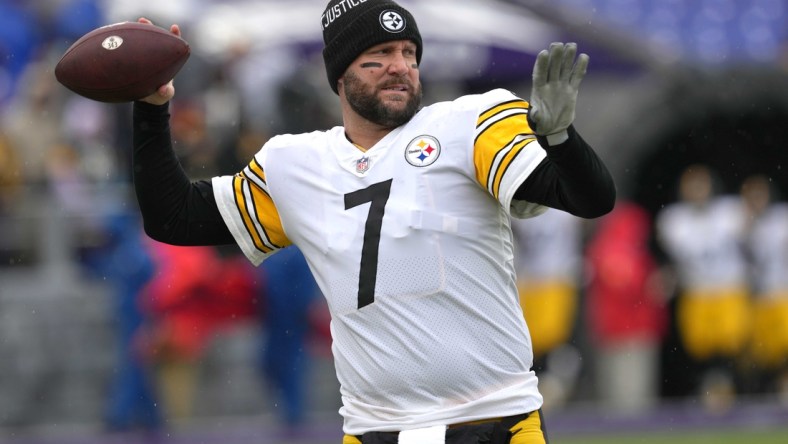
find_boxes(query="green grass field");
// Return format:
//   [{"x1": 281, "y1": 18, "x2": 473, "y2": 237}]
[{"x1": 558, "y1": 427, "x2": 788, "y2": 444}]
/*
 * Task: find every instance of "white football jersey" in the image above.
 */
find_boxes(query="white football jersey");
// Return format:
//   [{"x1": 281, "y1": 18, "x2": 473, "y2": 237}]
[
  {"x1": 213, "y1": 89, "x2": 547, "y2": 434},
  {"x1": 656, "y1": 196, "x2": 748, "y2": 289}
]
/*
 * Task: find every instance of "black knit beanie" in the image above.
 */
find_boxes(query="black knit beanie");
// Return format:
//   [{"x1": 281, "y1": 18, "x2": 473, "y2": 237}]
[{"x1": 321, "y1": 0, "x2": 423, "y2": 94}]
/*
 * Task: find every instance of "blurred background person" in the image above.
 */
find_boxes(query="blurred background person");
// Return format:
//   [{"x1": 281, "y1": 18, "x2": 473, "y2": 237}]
[
  {"x1": 512, "y1": 208, "x2": 584, "y2": 410},
  {"x1": 81, "y1": 209, "x2": 163, "y2": 433},
  {"x1": 0, "y1": 0, "x2": 44, "y2": 108},
  {"x1": 0, "y1": 134, "x2": 21, "y2": 267},
  {"x1": 256, "y1": 246, "x2": 320, "y2": 434},
  {"x1": 585, "y1": 201, "x2": 668, "y2": 414},
  {"x1": 655, "y1": 164, "x2": 751, "y2": 413},
  {"x1": 0, "y1": 134, "x2": 21, "y2": 213},
  {"x1": 739, "y1": 174, "x2": 788, "y2": 403},
  {"x1": 139, "y1": 242, "x2": 258, "y2": 422}
]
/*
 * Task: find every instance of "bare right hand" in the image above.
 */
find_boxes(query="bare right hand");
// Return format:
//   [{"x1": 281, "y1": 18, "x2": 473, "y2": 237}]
[{"x1": 137, "y1": 17, "x2": 180, "y2": 105}]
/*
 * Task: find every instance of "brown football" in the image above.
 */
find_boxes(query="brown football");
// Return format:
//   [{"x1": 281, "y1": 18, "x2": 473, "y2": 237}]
[{"x1": 54, "y1": 22, "x2": 190, "y2": 103}]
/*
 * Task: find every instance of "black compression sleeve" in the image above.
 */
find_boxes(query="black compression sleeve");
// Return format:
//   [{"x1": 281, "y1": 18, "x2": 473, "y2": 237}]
[
  {"x1": 132, "y1": 101, "x2": 235, "y2": 245},
  {"x1": 514, "y1": 126, "x2": 616, "y2": 218}
]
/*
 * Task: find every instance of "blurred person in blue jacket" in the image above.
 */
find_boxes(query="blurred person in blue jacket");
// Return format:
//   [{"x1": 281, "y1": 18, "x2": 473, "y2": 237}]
[
  {"x1": 0, "y1": 0, "x2": 41, "y2": 106},
  {"x1": 257, "y1": 245, "x2": 320, "y2": 431},
  {"x1": 83, "y1": 209, "x2": 163, "y2": 432}
]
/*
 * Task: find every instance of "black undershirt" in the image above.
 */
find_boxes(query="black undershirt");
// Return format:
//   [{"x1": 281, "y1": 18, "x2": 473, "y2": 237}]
[{"x1": 132, "y1": 101, "x2": 615, "y2": 246}]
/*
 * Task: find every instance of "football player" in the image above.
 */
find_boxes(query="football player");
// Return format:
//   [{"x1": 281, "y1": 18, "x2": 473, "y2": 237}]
[
  {"x1": 656, "y1": 165, "x2": 751, "y2": 412},
  {"x1": 133, "y1": 1, "x2": 615, "y2": 442},
  {"x1": 741, "y1": 175, "x2": 788, "y2": 400}
]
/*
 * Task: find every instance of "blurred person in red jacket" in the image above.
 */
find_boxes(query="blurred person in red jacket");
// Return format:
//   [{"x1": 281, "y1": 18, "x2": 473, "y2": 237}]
[
  {"x1": 586, "y1": 201, "x2": 667, "y2": 413},
  {"x1": 138, "y1": 242, "x2": 258, "y2": 420}
]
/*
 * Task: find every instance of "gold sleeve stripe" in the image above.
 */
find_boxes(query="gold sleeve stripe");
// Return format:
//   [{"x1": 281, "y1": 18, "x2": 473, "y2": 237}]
[
  {"x1": 243, "y1": 158, "x2": 267, "y2": 190},
  {"x1": 490, "y1": 138, "x2": 538, "y2": 199},
  {"x1": 475, "y1": 132, "x2": 533, "y2": 198},
  {"x1": 247, "y1": 180, "x2": 288, "y2": 249},
  {"x1": 474, "y1": 110, "x2": 533, "y2": 189},
  {"x1": 232, "y1": 176, "x2": 288, "y2": 253},
  {"x1": 476, "y1": 99, "x2": 529, "y2": 129},
  {"x1": 475, "y1": 109, "x2": 531, "y2": 145},
  {"x1": 249, "y1": 158, "x2": 266, "y2": 183},
  {"x1": 232, "y1": 176, "x2": 271, "y2": 253}
]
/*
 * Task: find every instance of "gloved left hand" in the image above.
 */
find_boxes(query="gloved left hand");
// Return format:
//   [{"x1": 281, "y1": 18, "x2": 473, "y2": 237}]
[{"x1": 528, "y1": 42, "x2": 589, "y2": 138}]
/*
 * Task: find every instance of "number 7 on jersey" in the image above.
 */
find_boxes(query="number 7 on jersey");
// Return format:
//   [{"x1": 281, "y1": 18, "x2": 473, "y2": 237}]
[{"x1": 344, "y1": 179, "x2": 393, "y2": 309}]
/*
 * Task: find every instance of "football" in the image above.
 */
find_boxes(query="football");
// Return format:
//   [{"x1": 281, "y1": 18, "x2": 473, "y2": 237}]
[{"x1": 54, "y1": 21, "x2": 190, "y2": 103}]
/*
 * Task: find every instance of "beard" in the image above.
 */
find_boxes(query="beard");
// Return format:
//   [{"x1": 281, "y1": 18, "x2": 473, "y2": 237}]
[{"x1": 342, "y1": 70, "x2": 422, "y2": 129}]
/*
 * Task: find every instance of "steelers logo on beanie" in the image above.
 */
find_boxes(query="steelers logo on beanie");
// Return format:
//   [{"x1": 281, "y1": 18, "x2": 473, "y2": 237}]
[{"x1": 321, "y1": 0, "x2": 423, "y2": 94}]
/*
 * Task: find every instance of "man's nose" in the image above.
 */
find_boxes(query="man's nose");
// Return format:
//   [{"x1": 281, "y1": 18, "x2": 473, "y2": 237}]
[{"x1": 387, "y1": 52, "x2": 410, "y2": 75}]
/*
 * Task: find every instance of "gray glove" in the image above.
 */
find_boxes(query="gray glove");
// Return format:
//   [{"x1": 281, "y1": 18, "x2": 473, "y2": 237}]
[{"x1": 528, "y1": 42, "x2": 589, "y2": 138}]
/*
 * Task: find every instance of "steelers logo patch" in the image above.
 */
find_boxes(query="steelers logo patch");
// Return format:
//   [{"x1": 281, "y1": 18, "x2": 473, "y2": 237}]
[
  {"x1": 379, "y1": 10, "x2": 406, "y2": 33},
  {"x1": 405, "y1": 135, "x2": 441, "y2": 167}
]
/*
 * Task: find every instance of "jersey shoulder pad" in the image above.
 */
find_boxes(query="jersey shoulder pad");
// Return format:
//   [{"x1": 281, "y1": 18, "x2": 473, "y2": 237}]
[
  {"x1": 265, "y1": 127, "x2": 338, "y2": 151},
  {"x1": 452, "y1": 88, "x2": 527, "y2": 112}
]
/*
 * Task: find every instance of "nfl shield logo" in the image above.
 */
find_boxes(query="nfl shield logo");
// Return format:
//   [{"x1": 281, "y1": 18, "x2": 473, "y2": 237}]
[{"x1": 356, "y1": 156, "x2": 370, "y2": 174}]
